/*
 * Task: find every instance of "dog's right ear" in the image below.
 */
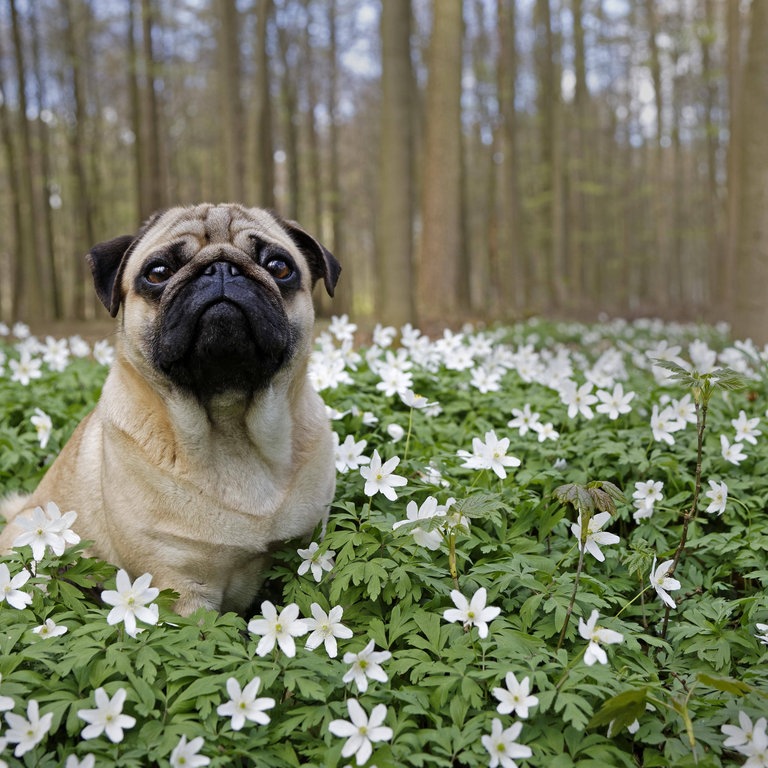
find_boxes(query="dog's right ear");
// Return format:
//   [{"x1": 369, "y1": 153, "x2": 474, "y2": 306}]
[
  {"x1": 86, "y1": 210, "x2": 166, "y2": 317},
  {"x1": 86, "y1": 235, "x2": 136, "y2": 317}
]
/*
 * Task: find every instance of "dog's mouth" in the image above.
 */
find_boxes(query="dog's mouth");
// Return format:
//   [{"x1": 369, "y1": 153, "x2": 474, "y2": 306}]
[{"x1": 152, "y1": 261, "x2": 292, "y2": 397}]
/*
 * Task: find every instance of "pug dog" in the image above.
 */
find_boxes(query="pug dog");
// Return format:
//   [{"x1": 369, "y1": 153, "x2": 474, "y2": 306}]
[{"x1": 0, "y1": 203, "x2": 341, "y2": 615}]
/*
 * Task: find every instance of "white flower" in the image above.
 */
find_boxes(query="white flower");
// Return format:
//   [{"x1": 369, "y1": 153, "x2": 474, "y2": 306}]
[
  {"x1": 704, "y1": 480, "x2": 728, "y2": 515},
  {"x1": 0, "y1": 673, "x2": 14, "y2": 712},
  {"x1": 669, "y1": 394, "x2": 697, "y2": 426},
  {"x1": 375, "y1": 363, "x2": 413, "y2": 396},
  {"x1": 42, "y1": 336, "x2": 70, "y2": 372},
  {"x1": 732, "y1": 410, "x2": 761, "y2": 445},
  {"x1": 101, "y1": 569, "x2": 160, "y2": 637},
  {"x1": 443, "y1": 587, "x2": 501, "y2": 639},
  {"x1": 649, "y1": 557, "x2": 681, "y2": 609},
  {"x1": 570, "y1": 511, "x2": 620, "y2": 562},
  {"x1": 560, "y1": 380, "x2": 598, "y2": 420},
  {"x1": 457, "y1": 430, "x2": 521, "y2": 479},
  {"x1": 216, "y1": 676, "x2": 275, "y2": 731},
  {"x1": 32, "y1": 618, "x2": 68, "y2": 638},
  {"x1": 329, "y1": 314, "x2": 357, "y2": 342},
  {"x1": 247, "y1": 601, "x2": 308, "y2": 657},
  {"x1": 12, "y1": 502, "x2": 80, "y2": 561},
  {"x1": 400, "y1": 389, "x2": 438, "y2": 410},
  {"x1": 334, "y1": 434, "x2": 370, "y2": 473},
  {"x1": 722, "y1": 711, "x2": 767, "y2": 749},
  {"x1": 392, "y1": 496, "x2": 446, "y2": 550},
  {"x1": 386, "y1": 423, "x2": 405, "y2": 442},
  {"x1": 9, "y1": 351, "x2": 43, "y2": 385},
  {"x1": 328, "y1": 699, "x2": 393, "y2": 766},
  {"x1": 0, "y1": 563, "x2": 32, "y2": 610},
  {"x1": 4, "y1": 699, "x2": 53, "y2": 757},
  {"x1": 297, "y1": 541, "x2": 336, "y2": 582},
  {"x1": 170, "y1": 735, "x2": 210, "y2": 768},
  {"x1": 632, "y1": 480, "x2": 664, "y2": 522},
  {"x1": 721, "y1": 434, "x2": 747, "y2": 465},
  {"x1": 78, "y1": 687, "x2": 136, "y2": 743},
  {"x1": 578, "y1": 609, "x2": 624, "y2": 666},
  {"x1": 65, "y1": 755, "x2": 96, "y2": 768},
  {"x1": 30, "y1": 408, "x2": 53, "y2": 449},
  {"x1": 481, "y1": 718, "x2": 532, "y2": 768},
  {"x1": 507, "y1": 403, "x2": 541, "y2": 436},
  {"x1": 304, "y1": 603, "x2": 353, "y2": 658},
  {"x1": 491, "y1": 672, "x2": 539, "y2": 719},
  {"x1": 342, "y1": 640, "x2": 392, "y2": 693},
  {"x1": 68, "y1": 335, "x2": 91, "y2": 358},
  {"x1": 532, "y1": 421, "x2": 559, "y2": 442},
  {"x1": 92, "y1": 339, "x2": 115, "y2": 366},
  {"x1": 359, "y1": 450, "x2": 408, "y2": 500},
  {"x1": 756, "y1": 623, "x2": 768, "y2": 646},
  {"x1": 650, "y1": 404, "x2": 684, "y2": 445},
  {"x1": 595, "y1": 383, "x2": 635, "y2": 419}
]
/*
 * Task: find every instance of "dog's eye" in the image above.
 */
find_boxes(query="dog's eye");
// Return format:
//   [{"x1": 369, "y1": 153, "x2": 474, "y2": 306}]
[
  {"x1": 265, "y1": 258, "x2": 293, "y2": 281},
  {"x1": 145, "y1": 264, "x2": 174, "y2": 284}
]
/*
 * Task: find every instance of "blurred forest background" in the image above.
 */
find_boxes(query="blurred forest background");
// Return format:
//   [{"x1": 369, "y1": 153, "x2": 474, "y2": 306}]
[{"x1": 1, "y1": 0, "x2": 767, "y2": 339}]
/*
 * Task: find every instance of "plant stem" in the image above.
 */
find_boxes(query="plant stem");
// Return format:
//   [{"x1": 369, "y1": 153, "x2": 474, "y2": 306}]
[
  {"x1": 557, "y1": 524, "x2": 587, "y2": 651},
  {"x1": 448, "y1": 531, "x2": 459, "y2": 589},
  {"x1": 661, "y1": 399, "x2": 708, "y2": 638}
]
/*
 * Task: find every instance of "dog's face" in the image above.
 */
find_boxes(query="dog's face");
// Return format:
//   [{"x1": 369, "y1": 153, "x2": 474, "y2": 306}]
[{"x1": 87, "y1": 204, "x2": 340, "y2": 398}]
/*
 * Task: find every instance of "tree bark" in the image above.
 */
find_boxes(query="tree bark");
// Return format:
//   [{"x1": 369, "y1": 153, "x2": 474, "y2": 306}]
[
  {"x1": 218, "y1": 0, "x2": 245, "y2": 201},
  {"x1": 731, "y1": 0, "x2": 768, "y2": 342},
  {"x1": 254, "y1": 0, "x2": 275, "y2": 207},
  {"x1": 376, "y1": 0, "x2": 415, "y2": 326},
  {"x1": 417, "y1": 0, "x2": 465, "y2": 325},
  {"x1": 8, "y1": 0, "x2": 45, "y2": 320}
]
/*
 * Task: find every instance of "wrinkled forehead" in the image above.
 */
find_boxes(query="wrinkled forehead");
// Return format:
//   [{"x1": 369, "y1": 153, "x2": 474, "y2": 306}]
[{"x1": 133, "y1": 204, "x2": 296, "y2": 257}]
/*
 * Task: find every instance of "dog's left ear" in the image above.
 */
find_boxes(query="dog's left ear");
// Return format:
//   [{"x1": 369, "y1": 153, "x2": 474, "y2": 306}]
[
  {"x1": 280, "y1": 219, "x2": 341, "y2": 297},
  {"x1": 86, "y1": 235, "x2": 136, "y2": 317}
]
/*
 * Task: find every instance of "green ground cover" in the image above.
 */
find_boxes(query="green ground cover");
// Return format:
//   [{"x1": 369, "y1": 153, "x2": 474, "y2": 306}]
[{"x1": 0, "y1": 317, "x2": 766, "y2": 767}]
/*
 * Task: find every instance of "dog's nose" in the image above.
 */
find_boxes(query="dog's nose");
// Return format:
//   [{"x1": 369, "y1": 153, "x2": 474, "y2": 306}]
[{"x1": 203, "y1": 261, "x2": 241, "y2": 277}]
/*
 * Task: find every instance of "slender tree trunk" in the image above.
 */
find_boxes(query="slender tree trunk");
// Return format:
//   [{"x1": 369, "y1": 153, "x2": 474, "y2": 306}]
[
  {"x1": 644, "y1": 0, "x2": 666, "y2": 310},
  {"x1": 277, "y1": 21, "x2": 300, "y2": 218},
  {"x1": 254, "y1": 0, "x2": 275, "y2": 207},
  {"x1": 218, "y1": 0, "x2": 245, "y2": 201},
  {"x1": 62, "y1": 0, "x2": 96, "y2": 319},
  {"x1": 724, "y1": 0, "x2": 743, "y2": 315},
  {"x1": 9, "y1": 0, "x2": 45, "y2": 320},
  {"x1": 731, "y1": 0, "x2": 768, "y2": 342},
  {"x1": 141, "y1": 0, "x2": 165, "y2": 214},
  {"x1": 325, "y1": 0, "x2": 351, "y2": 315},
  {"x1": 416, "y1": 0, "x2": 465, "y2": 326},
  {"x1": 0, "y1": 29, "x2": 23, "y2": 321},
  {"x1": 300, "y1": 0, "x2": 322, "y2": 236},
  {"x1": 496, "y1": 0, "x2": 525, "y2": 316},
  {"x1": 699, "y1": 0, "x2": 721, "y2": 315},
  {"x1": 128, "y1": 0, "x2": 145, "y2": 222},
  {"x1": 376, "y1": 0, "x2": 415, "y2": 326},
  {"x1": 29, "y1": 2, "x2": 60, "y2": 317}
]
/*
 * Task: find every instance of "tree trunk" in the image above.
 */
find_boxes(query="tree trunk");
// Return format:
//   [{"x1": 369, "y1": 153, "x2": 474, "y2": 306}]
[
  {"x1": 8, "y1": 0, "x2": 45, "y2": 320},
  {"x1": 724, "y1": 0, "x2": 743, "y2": 316},
  {"x1": 0, "y1": 27, "x2": 23, "y2": 321},
  {"x1": 416, "y1": 0, "x2": 465, "y2": 326},
  {"x1": 141, "y1": 0, "x2": 165, "y2": 215},
  {"x1": 325, "y1": 0, "x2": 351, "y2": 315},
  {"x1": 29, "y1": 1, "x2": 60, "y2": 317},
  {"x1": 495, "y1": 0, "x2": 525, "y2": 316},
  {"x1": 731, "y1": 0, "x2": 768, "y2": 342},
  {"x1": 218, "y1": 0, "x2": 245, "y2": 201},
  {"x1": 376, "y1": 0, "x2": 415, "y2": 326},
  {"x1": 254, "y1": 0, "x2": 275, "y2": 208}
]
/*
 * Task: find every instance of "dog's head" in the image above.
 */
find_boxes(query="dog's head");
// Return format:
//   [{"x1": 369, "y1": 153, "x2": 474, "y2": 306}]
[{"x1": 87, "y1": 204, "x2": 340, "y2": 398}]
